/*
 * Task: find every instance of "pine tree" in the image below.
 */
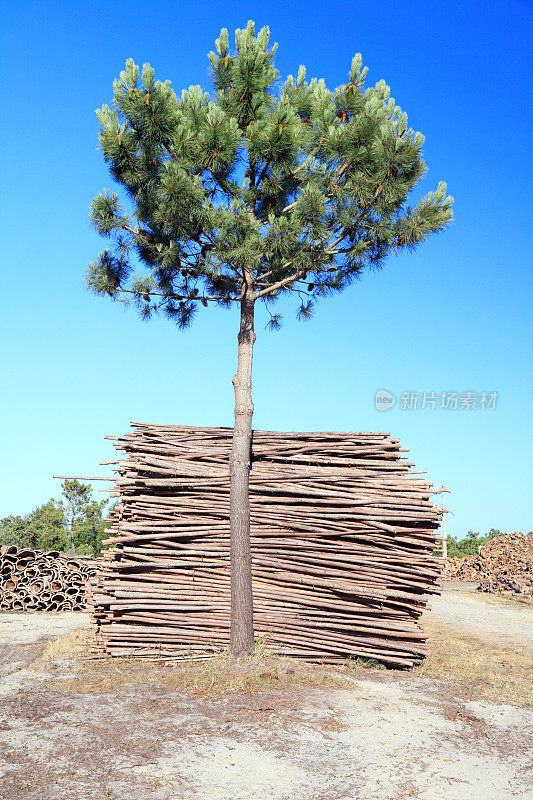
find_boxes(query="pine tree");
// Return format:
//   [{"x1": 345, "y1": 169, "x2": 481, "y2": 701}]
[
  {"x1": 61, "y1": 480, "x2": 92, "y2": 553},
  {"x1": 87, "y1": 21, "x2": 453, "y2": 655}
]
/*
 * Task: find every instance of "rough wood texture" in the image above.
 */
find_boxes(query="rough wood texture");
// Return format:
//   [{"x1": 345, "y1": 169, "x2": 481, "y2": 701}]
[
  {"x1": 0, "y1": 546, "x2": 97, "y2": 611},
  {"x1": 89, "y1": 424, "x2": 444, "y2": 667},
  {"x1": 229, "y1": 289, "x2": 255, "y2": 655}
]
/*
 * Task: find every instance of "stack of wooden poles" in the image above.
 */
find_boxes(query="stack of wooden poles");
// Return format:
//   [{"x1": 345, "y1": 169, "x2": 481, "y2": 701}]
[
  {"x1": 0, "y1": 546, "x2": 97, "y2": 611},
  {"x1": 90, "y1": 424, "x2": 443, "y2": 667}
]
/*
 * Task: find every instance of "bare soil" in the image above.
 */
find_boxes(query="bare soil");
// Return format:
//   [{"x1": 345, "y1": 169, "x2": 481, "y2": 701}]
[
  {"x1": 426, "y1": 585, "x2": 533, "y2": 652},
  {"x1": 0, "y1": 588, "x2": 531, "y2": 800}
]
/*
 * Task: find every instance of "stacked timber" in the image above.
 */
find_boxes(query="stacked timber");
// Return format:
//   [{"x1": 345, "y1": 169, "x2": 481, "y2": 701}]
[
  {"x1": 90, "y1": 424, "x2": 444, "y2": 667},
  {"x1": 0, "y1": 546, "x2": 97, "y2": 611}
]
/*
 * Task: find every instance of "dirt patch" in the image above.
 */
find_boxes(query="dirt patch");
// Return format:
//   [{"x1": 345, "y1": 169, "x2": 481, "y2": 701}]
[
  {"x1": 415, "y1": 617, "x2": 533, "y2": 707},
  {"x1": 1, "y1": 666, "x2": 531, "y2": 800},
  {"x1": 0, "y1": 610, "x2": 89, "y2": 645},
  {"x1": 1, "y1": 601, "x2": 532, "y2": 799},
  {"x1": 425, "y1": 587, "x2": 533, "y2": 652},
  {"x1": 0, "y1": 641, "x2": 45, "y2": 672}
]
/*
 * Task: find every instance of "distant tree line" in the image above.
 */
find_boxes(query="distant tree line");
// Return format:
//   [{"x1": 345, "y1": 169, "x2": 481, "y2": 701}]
[
  {"x1": 447, "y1": 528, "x2": 505, "y2": 558},
  {"x1": 0, "y1": 480, "x2": 110, "y2": 556}
]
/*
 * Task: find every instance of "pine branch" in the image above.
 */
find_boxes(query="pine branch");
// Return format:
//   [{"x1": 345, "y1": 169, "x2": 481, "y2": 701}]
[
  {"x1": 252, "y1": 267, "x2": 307, "y2": 299},
  {"x1": 116, "y1": 288, "x2": 239, "y2": 303}
]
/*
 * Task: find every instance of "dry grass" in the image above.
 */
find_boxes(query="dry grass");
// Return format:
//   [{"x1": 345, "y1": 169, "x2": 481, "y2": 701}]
[
  {"x1": 164, "y1": 652, "x2": 344, "y2": 695},
  {"x1": 473, "y1": 591, "x2": 532, "y2": 608},
  {"x1": 38, "y1": 639, "x2": 345, "y2": 697},
  {"x1": 415, "y1": 618, "x2": 533, "y2": 707},
  {"x1": 34, "y1": 618, "x2": 532, "y2": 707},
  {"x1": 32, "y1": 627, "x2": 91, "y2": 665}
]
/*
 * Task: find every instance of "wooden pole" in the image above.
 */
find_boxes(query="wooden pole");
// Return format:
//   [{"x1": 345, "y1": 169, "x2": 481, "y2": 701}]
[{"x1": 440, "y1": 489, "x2": 449, "y2": 559}]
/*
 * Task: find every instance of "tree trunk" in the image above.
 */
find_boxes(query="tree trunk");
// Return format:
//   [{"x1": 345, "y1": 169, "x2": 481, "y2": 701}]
[
  {"x1": 229, "y1": 287, "x2": 255, "y2": 655},
  {"x1": 69, "y1": 519, "x2": 76, "y2": 555}
]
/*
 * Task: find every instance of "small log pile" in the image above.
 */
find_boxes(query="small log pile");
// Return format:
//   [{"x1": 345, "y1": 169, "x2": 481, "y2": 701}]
[
  {"x1": 0, "y1": 545, "x2": 97, "y2": 611},
  {"x1": 478, "y1": 575, "x2": 532, "y2": 598},
  {"x1": 444, "y1": 532, "x2": 533, "y2": 582},
  {"x1": 90, "y1": 424, "x2": 443, "y2": 667}
]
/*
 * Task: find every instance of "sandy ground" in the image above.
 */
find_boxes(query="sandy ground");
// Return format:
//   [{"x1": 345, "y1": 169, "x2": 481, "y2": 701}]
[
  {"x1": 426, "y1": 585, "x2": 533, "y2": 652},
  {"x1": 0, "y1": 589, "x2": 531, "y2": 800},
  {"x1": 0, "y1": 612, "x2": 88, "y2": 646}
]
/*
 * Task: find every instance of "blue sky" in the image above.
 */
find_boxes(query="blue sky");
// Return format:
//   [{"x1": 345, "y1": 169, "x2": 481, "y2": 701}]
[{"x1": 1, "y1": 0, "x2": 532, "y2": 538}]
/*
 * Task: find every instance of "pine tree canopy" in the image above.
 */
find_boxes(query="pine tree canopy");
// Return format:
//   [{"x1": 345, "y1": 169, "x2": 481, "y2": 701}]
[{"x1": 88, "y1": 20, "x2": 453, "y2": 329}]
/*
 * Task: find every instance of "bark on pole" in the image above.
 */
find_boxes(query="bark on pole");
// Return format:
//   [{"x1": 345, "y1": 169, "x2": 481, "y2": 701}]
[{"x1": 229, "y1": 286, "x2": 255, "y2": 655}]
